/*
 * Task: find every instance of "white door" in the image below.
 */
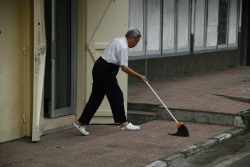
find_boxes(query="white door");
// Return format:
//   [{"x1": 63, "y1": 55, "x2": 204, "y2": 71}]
[{"x1": 86, "y1": 0, "x2": 128, "y2": 124}]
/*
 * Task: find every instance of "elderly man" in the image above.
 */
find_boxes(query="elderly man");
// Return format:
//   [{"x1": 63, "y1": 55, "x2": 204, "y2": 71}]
[{"x1": 73, "y1": 28, "x2": 147, "y2": 135}]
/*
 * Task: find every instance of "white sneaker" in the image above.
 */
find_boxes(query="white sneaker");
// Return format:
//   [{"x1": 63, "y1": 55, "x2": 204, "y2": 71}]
[
  {"x1": 73, "y1": 123, "x2": 89, "y2": 136},
  {"x1": 120, "y1": 123, "x2": 140, "y2": 131}
]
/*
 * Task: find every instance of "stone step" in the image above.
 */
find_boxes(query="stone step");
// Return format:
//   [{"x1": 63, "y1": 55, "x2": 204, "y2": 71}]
[
  {"x1": 158, "y1": 107, "x2": 237, "y2": 127},
  {"x1": 128, "y1": 103, "x2": 160, "y2": 112},
  {"x1": 128, "y1": 102, "x2": 247, "y2": 128},
  {"x1": 127, "y1": 110, "x2": 157, "y2": 125}
]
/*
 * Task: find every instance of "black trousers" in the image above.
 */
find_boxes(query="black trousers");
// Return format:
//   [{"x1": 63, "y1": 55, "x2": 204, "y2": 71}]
[{"x1": 78, "y1": 57, "x2": 127, "y2": 125}]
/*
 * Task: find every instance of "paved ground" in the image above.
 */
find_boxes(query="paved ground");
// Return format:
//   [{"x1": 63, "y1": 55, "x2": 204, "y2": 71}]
[
  {"x1": 0, "y1": 122, "x2": 232, "y2": 167},
  {"x1": 0, "y1": 67, "x2": 250, "y2": 167},
  {"x1": 128, "y1": 66, "x2": 250, "y2": 115}
]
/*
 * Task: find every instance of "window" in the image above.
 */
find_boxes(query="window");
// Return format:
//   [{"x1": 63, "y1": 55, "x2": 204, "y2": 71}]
[
  {"x1": 194, "y1": 0, "x2": 206, "y2": 51},
  {"x1": 129, "y1": 0, "x2": 192, "y2": 57},
  {"x1": 177, "y1": 0, "x2": 191, "y2": 52},
  {"x1": 206, "y1": 0, "x2": 219, "y2": 49},
  {"x1": 162, "y1": 0, "x2": 175, "y2": 53},
  {"x1": 146, "y1": 0, "x2": 161, "y2": 54},
  {"x1": 129, "y1": 0, "x2": 144, "y2": 55},
  {"x1": 129, "y1": 0, "x2": 240, "y2": 57},
  {"x1": 218, "y1": 0, "x2": 229, "y2": 46},
  {"x1": 228, "y1": 0, "x2": 238, "y2": 47}
]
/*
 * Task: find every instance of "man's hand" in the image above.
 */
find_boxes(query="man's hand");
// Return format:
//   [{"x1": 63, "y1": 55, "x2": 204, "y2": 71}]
[
  {"x1": 120, "y1": 66, "x2": 147, "y2": 83},
  {"x1": 138, "y1": 75, "x2": 148, "y2": 83}
]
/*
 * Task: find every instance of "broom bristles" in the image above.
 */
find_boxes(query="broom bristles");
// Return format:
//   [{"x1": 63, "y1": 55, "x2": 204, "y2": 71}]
[{"x1": 169, "y1": 124, "x2": 189, "y2": 137}]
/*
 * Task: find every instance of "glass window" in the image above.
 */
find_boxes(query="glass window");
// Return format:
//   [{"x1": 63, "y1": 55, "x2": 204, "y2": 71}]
[
  {"x1": 146, "y1": 0, "x2": 161, "y2": 53},
  {"x1": 206, "y1": 0, "x2": 219, "y2": 48},
  {"x1": 194, "y1": 0, "x2": 206, "y2": 50},
  {"x1": 129, "y1": 0, "x2": 144, "y2": 53},
  {"x1": 162, "y1": 0, "x2": 175, "y2": 53},
  {"x1": 217, "y1": 0, "x2": 229, "y2": 46},
  {"x1": 228, "y1": 0, "x2": 238, "y2": 46},
  {"x1": 128, "y1": 0, "x2": 239, "y2": 58},
  {"x1": 177, "y1": 0, "x2": 190, "y2": 52}
]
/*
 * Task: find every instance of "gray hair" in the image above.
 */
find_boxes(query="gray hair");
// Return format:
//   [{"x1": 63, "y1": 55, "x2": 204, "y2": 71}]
[{"x1": 125, "y1": 28, "x2": 141, "y2": 37}]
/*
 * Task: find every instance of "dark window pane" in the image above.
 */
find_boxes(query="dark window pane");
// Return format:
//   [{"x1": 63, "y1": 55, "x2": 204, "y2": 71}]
[{"x1": 218, "y1": 0, "x2": 228, "y2": 45}]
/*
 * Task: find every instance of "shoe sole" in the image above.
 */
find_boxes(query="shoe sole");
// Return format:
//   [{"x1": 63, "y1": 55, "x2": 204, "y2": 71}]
[{"x1": 73, "y1": 123, "x2": 89, "y2": 136}]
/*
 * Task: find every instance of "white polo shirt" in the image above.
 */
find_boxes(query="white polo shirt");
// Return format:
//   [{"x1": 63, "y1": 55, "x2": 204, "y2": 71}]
[{"x1": 100, "y1": 37, "x2": 128, "y2": 67}]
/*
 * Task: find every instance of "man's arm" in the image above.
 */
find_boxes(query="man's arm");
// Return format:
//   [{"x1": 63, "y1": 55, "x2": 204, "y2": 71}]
[{"x1": 120, "y1": 66, "x2": 147, "y2": 83}]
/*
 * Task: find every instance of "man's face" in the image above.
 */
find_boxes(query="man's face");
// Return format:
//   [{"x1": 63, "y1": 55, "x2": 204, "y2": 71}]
[{"x1": 128, "y1": 37, "x2": 140, "y2": 48}]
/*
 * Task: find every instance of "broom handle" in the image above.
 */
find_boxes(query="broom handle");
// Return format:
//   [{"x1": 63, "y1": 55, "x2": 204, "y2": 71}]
[{"x1": 146, "y1": 81, "x2": 179, "y2": 124}]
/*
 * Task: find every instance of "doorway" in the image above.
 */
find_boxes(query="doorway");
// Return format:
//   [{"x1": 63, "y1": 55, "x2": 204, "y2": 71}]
[{"x1": 44, "y1": 0, "x2": 77, "y2": 118}]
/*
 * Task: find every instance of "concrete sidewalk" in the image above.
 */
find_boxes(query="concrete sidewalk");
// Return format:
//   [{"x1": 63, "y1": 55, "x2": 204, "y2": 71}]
[
  {"x1": 1, "y1": 67, "x2": 250, "y2": 167},
  {"x1": 128, "y1": 66, "x2": 250, "y2": 115}
]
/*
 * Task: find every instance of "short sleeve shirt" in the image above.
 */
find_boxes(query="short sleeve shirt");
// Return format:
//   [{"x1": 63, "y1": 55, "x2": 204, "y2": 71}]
[{"x1": 100, "y1": 37, "x2": 128, "y2": 66}]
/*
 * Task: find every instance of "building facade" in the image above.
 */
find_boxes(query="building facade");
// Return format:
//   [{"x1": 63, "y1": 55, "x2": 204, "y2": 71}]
[
  {"x1": 128, "y1": 0, "x2": 248, "y2": 84},
  {"x1": 0, "y1": 0, "x2": 128, "y2": 143}
]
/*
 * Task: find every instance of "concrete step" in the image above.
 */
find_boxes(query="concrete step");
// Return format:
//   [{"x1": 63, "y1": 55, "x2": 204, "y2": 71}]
[
  {"x1": 158, "y1": 107, "x2": 237, "y2": 127},
  {"x1": 128, "y1": 102, "x2": 247, "y2": 128},
  {"x1": 127, "y1": 110, "x2": 157, "y2": 125},
  {"x1": 128, "y1": 103, "x2": 160, "y2": 112}
]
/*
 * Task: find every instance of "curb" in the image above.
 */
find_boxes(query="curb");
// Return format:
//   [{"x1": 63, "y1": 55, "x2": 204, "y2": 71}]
[{"x1": 144, "y1": 127, "x2": 245, "y2": 167}]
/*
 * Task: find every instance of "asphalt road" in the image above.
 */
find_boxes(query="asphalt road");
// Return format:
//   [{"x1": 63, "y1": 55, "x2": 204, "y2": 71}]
[{"x1": 178, "y1": 131, "x2": 250, "y2": 167}]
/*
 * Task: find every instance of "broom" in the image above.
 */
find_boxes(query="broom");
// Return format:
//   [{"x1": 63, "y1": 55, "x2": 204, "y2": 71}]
[{"x1": 146, "y1": 81, "x2": 189, "y2": 137}]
